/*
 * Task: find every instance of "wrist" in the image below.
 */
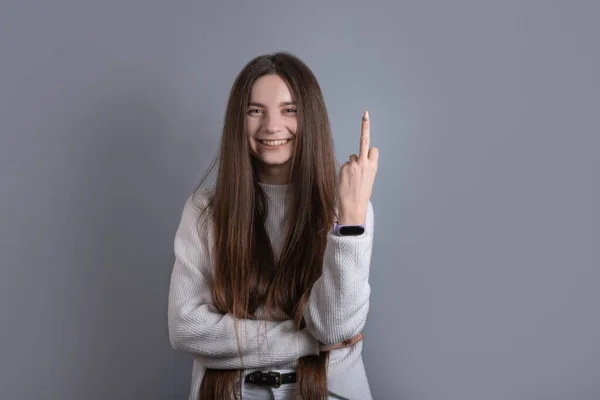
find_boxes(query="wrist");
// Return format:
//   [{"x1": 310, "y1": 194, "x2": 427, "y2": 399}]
[{"x1": 337, "y1": 211, "x2": 366, "y2": 225}]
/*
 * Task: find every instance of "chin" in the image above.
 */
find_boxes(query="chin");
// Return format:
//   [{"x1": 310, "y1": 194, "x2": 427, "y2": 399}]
[
  {"x1": 252, "y1": 153, "x2": 292, "y2": 167},
  {"x1": 260, "y1": 157, "x2": 292, "y2": 167}
]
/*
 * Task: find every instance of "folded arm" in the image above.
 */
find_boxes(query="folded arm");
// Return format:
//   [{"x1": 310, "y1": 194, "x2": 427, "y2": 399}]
[{"x1": 168, "y1": 194, "x2": 319, "y2": 369}]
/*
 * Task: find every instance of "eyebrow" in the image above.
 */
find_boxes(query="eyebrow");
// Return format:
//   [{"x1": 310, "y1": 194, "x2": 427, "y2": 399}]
[{"x1": 248, "y1": 101, "x2": 297, "y2": 107}]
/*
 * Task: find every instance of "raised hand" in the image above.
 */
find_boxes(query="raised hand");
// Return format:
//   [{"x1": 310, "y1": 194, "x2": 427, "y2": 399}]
[{"x1": 337, "y1": 110, "x2": 379, "y2": 225}]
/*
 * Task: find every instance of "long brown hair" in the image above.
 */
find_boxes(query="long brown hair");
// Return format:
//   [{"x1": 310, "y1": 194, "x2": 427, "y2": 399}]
[{"x1": 195, "y1": 52, "x2": 337, "y2": 399}]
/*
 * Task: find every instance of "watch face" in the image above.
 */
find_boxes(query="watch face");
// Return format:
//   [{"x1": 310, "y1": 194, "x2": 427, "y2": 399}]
[{"x1": 339, "y1": 225, "x2": 365, "y2": 235}]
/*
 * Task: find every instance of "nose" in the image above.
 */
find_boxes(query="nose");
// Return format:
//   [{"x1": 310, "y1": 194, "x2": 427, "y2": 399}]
[{"x1": 263, "y1": 112, "x2": 283, "y2": 134}]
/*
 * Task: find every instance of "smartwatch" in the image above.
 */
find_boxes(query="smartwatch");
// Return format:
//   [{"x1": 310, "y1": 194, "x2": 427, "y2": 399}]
[{"x1": 333, "y1": 221, "x2": 366, "y2": 236}]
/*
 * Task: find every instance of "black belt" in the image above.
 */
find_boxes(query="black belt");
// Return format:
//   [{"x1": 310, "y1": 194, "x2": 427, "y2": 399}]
[{"x1": 244, "y1": 371, "x2": 297, "y2": 388}]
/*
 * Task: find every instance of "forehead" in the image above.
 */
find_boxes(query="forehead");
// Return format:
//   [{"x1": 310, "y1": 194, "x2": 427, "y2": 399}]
[{"x1": 249, "y1": 74, "x2": 295, "y2": 104}]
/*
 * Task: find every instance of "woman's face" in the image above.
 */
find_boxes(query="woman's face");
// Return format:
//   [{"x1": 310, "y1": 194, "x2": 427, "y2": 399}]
[{"x1": 246, "y1": 74, "x2": 297, "y2": 183}]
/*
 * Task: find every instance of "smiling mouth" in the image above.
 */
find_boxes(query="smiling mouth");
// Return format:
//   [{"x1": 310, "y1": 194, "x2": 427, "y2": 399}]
[{"x1": 258, "y1": 139, "x2": 291, "y2": 146}]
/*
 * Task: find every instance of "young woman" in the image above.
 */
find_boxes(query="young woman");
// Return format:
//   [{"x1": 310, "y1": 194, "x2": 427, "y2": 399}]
[{"x1": 168, "y1": 52, "x2": 378, "y2": 400}]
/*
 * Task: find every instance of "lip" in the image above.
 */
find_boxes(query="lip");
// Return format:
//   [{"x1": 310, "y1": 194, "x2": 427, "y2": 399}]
[{"x1": 257, "y1": 138, "x2": 292, "y2": 149}]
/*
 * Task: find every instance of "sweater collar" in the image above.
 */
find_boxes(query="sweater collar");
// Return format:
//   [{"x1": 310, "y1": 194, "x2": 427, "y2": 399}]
[{"x1": 257, "y1": 181, "x2": 295, "y2": 199}]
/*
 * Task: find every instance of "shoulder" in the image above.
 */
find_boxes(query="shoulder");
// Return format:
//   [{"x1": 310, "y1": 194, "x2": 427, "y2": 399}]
[
  {"x1": 173, "y1": 187, "x2": 215, "y2": 264},
  {"x1": 188, "y1": 186, "x2": 215, "y2": 212},
  {"x1": 176, "y1": 186, "x2": 215, "y2": 235}
]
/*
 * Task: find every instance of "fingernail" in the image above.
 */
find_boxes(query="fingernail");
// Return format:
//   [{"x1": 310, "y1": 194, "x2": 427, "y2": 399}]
[{"x1": 363, "y1": 110, "x2": 369, "y2": 121}]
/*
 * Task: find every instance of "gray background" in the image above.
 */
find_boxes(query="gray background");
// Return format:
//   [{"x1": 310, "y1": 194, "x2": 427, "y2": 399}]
[{"x1": 1, "y1": 1, "x2": 598, "y2": 399}]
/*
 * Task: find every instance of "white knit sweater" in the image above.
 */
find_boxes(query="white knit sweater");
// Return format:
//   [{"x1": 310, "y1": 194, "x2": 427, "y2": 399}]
[{"x1": 168, "y1": 182, "x2": 374, "y2": 399}]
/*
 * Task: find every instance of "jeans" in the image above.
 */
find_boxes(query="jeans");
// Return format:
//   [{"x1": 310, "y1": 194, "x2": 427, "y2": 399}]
[{"x1": 241, "y1": 370, "x2": 342, "y2": 400}]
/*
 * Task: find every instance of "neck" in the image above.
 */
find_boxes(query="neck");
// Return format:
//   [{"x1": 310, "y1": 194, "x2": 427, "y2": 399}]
[{"x1": 255, "y1": 163, "x2": 292, "y2": 185}]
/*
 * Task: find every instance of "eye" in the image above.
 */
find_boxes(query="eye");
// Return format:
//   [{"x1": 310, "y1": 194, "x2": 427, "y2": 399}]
[
  {"x1": 285, "y1": 108, "x2": 297, "y2": 114},
  {"x1": 247, "y1": 108, "x2": 262, "y2": 115}
]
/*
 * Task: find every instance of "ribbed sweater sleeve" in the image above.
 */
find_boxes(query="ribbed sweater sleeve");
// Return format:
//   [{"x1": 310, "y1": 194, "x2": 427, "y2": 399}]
[
  {"x1": 167, "y1": 192, "x2": 320, "y2": 369},
  {"x1": 303, "y1": 201, "x2": 374, "y2": 345}
]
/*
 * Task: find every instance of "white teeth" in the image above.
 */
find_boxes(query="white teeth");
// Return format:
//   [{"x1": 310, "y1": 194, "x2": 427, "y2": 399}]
[{"x1": 260, "y1": 139, "x2": 289, "y2": 146}]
